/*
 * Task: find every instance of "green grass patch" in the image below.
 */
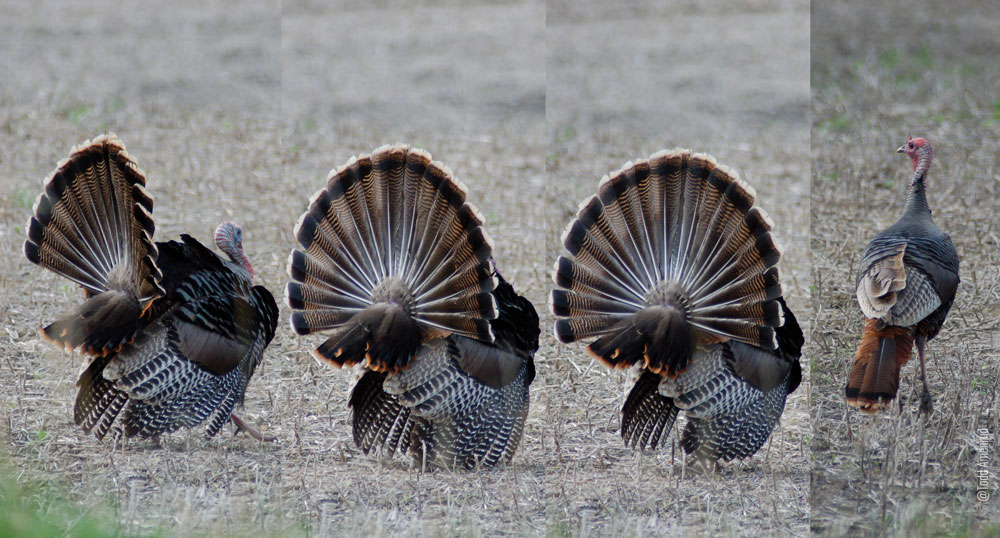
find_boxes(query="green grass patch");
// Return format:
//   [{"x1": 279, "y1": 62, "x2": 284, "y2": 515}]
[
  {"x1": 16, "y1": 188, "x2": 34, "y2": 209},
  {"x1": 556, "y1": 124, "x2": 576, "y2": 143},
  {"x1": 879, "y1": 47, "x2": 899, "y2": 70},
  {"x1": 959, "y1": 63, "x2": 978, "y2": 80},
  {"x1": 895, "y1": 72, "x2": 919, "y2": 88},
  {"x1": 0, "y1": 461, "x2": 157, "y2": 538},
  {"x1": 818, "y1": 113, "x2": 851, "y2": 133},
  {"x1": 915, "y1": 44, "x2": 934, "y2": 70},
  {"x1": 299, "y1": 117, "x2": 316, "y2": 133},
  {"x1": 64, "y1": 104, "x2": 90, "y2": 123},
  {"x1": 546, "y1": 518, "x2": 572, "y2": 538}
]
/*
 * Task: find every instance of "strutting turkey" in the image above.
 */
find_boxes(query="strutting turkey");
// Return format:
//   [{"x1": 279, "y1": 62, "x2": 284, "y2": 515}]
[
  {"x1": 286, "y1": 145, "x2": 539, "y2": 470},
  {"x1": 23, "y1": 134, "x2": 279, "y2": 441},
  {"x1": 846, "y1": 136, "x2": 959, "y2": 415},
  {"x1": 550, "y1": 149, "x2": 803, "y2": 462}
]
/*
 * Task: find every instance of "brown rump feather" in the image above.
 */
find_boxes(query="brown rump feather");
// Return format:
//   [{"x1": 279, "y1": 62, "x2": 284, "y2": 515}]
[
  {"x1": 40, "y1": 290, "x2": 145, "y2": 355},
  {"x1": 845, "y1": 319, "x2": 914, "y2": 412}
]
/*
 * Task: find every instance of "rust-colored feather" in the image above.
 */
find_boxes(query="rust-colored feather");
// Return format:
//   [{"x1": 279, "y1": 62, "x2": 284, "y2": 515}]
[{"x1": 845, "y1": 319, "x2": 914, "y2": 412}]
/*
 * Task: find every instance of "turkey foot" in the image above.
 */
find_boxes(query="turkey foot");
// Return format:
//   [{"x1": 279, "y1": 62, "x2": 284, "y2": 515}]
[
  {"x1": 919, "y1": 386, "x2": 934, "y2": 416},
  {"x1": 231, "y1": 413, "x2": 274, "y2": 442}
]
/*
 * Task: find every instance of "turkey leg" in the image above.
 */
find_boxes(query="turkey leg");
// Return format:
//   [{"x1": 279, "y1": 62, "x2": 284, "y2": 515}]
[
  {"x1": 231, "y1": 413, "x2": 275, "y2": 442},
  {"x1": 916, "y1": 335, "x2": 933, "y2": 415}
]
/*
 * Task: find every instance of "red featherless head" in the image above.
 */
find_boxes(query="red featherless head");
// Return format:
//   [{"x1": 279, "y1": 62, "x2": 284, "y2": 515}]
[{"x1": 897, "y1": 135, "x2": 932, "y2": 174}]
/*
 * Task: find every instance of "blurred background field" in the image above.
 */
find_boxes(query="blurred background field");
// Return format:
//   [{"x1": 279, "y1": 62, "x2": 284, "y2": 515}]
[
  {"x1": 810, "y1": 0, "x2": 1000, "y2": 535},
  {"x1": 0, "y1": 0, "x2": 916, "y2": 536}
]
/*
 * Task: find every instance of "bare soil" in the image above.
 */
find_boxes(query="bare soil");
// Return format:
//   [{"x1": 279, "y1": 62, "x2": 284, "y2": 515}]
[
  {"x1": 1, "y1": 0, "x2": 814, "y2": 536},
  {"x1": 810, "y1": 0, "x2": 1000, "y2": 534}
]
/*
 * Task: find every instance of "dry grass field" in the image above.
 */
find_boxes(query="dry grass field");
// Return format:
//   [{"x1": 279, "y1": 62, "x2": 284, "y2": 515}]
[
  {"x1": 22, "y1": 0, "x2": 1000, "y2": 536},
  {"x1": 810, "y1": 0, "x2": 1000, "y2": 535}
]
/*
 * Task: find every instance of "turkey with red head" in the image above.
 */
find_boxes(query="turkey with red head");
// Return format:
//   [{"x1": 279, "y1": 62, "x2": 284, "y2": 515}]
[
  {"x1": 847, "y1": 136, "x2": 959, "y2": 414},
  {"x1": 24, "y1": 134, "x2": 279, "y2": 441},
  {"x1": 551, "y1": 149, "x2": 803, "y2": 462},
  {"x1": 286, "y1": 145, "x2": 539, "y2": 470}
]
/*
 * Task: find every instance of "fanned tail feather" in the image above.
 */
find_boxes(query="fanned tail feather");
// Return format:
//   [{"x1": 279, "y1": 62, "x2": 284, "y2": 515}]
[
  {"x1": 551, "y1": 149, "x2": 784, "y2": 376},
  {"x1": 846, "y1": 319, "x2": 913, "y2": 412},
  {"x1": 24, "y1": 134, "x2": 164, "y2": 355},
  {"x1": 287, "y1": 145, "x2": 498, "y2": 373}
]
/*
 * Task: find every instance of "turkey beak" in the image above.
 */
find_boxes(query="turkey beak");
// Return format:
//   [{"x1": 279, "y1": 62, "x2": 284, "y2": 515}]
[{"x1": 896, "y1": 145, "x2": 906, "y2": 153}]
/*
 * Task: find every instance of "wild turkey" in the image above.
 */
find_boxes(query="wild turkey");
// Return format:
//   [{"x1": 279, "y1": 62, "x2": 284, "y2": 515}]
[
  {"x1": 846, "y1": 136, "x2": 959, "y2": 414},
  {"x1": 23, "y1": 134, "x2": 279, "y2": 441},
  {"x1": 286, "y1": 144, "x2": 539, "y2": 470},
  {"x1": 550, "y1": 149, "x2": 803, "y2": 462}
]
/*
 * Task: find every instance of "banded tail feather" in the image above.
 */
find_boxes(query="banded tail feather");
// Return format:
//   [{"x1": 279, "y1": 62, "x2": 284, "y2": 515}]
[
  {"x1": 290, "y1": 146, "x2": 538, "y2": 470},
  {"x1": 551, "y1": 149, "x2": 784, "y2": 377},
  {"x1": 341, "y1": 274, "x2": 537, "y2": 471},
  {"x1": 845, "y1": 319, "x2": 914, "y2": 413},
  {"x1": 287, "y1": 145, "x2": 498, "y2": 373},
  {"x1": 555, "y1": 149, "x2": 800, "y2": 463},
  {"x1": 24, "y1": 134, "x2": 164, "y2": 355}
]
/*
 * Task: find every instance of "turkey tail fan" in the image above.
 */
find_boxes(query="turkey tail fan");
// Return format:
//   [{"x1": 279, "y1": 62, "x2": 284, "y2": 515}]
[
  {"x1": 845, "y1": 320, "x2": 914, "y2": 412},
  {"x1": 24, "y1": 134, "x2": 164, "y2": 355},
  {"x1": 287, "y1": 145, "x2": 498, "y2": 373},
  {"x1": 551, "y1": 149, "x2": 784, "y2": 376}
]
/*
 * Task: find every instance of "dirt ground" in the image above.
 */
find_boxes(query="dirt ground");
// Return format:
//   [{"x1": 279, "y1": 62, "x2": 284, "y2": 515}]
[
  {"x1": 810, "y1": 0, "x2": 1000, "y2": 535},
  {"x1": 0, "y1": 0, "x2": 905, "y2": 536}
]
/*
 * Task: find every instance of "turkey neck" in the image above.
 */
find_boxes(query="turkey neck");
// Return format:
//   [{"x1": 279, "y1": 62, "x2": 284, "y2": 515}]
[{"x1": 903, "y1": 149, "x2": 933, "y2": 218}]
